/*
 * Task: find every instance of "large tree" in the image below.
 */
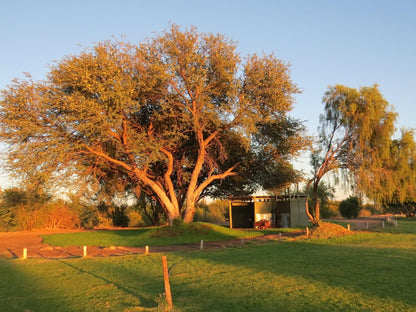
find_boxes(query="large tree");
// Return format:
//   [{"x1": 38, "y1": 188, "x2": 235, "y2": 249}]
[
  {"x1": 307, "y1": 84, "x2": 397, "y2": 224},
  {"x1": 380, "y1": 129, "x2": 416, "y2": 216},
  {"x1": 0, "y1": 25, "x2": 307, "y2": 223}
]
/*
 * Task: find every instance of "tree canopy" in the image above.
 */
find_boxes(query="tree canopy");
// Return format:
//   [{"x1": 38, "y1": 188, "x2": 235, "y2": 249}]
[
  {"x1": 0, "y1": 25, "x2": 308, "y2": 223},
  {"x1": 378, "y1": 129, "x2": 416, "y2": 216},
  {"x1": 307, "y1": 84, "x2": 397, "y2": 224}
]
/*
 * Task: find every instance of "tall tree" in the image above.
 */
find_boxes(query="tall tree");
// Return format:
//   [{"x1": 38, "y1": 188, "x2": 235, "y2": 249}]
[
  {"x1": 307, "y1": 84, "x2": 397, "y2": 224},
  {"x1": 0, "y1": 25, "x2": 307, "y2": 223},
  {"x1": 380, "y1": 129, "x2": 416, "y2": 216}
]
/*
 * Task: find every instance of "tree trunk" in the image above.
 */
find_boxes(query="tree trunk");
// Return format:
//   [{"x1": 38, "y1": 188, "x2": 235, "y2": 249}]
[
  {"x1": 183, "y1": 201, "x2": 195, "y2": 223},
  {"x1": 314, "y1": 200, "x2": 320, "y2": 224}
]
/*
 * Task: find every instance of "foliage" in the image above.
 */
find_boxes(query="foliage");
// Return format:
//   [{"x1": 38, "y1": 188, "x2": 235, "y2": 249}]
[
  {"x1": 194, "y1": 199, "x2": 228, "y2": 223},
  {"x1": 338, "y1": 196, "x2": 361, "y2": 219},
  {"x1": 0, "y1": 25, "x2": 309, "y2": 224},
  {"x1": 305, "y1": 181, "x2": 335, "y2": 219},
  {"x1": 378, "y1": 129, "x2": 416, "y2": 215},
  {"x1": 0, "y1": 187, "x2": 76, "y2": 231},
  {"x1": 306, "y1": 85, "x2": 397, "y2": 224},
  {"x1": 134, "y1": 191, "x2": 165, "y2": 226},
  {"x1": 384, "y1": 201, "x2": 416, "y2": 217}
]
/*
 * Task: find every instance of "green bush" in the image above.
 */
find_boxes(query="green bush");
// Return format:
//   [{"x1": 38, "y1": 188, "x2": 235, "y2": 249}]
[
  {"x1": 339, "y1": 196, "x2": 361, "y2": 218},
  {"x1": 194, "y1": 199, "x2": 227, "y2": 223}
]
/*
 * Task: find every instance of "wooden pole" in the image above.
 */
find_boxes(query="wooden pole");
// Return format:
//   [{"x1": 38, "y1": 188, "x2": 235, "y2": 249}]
[
  {"x1": 83, "y1": 246, "x2": 87, "y2": 257},
  {"x1": 145, "y1": 246, "x2": 149, "y2": 255},
  {"x1": 23, "y1": 248, "x2": 27, "y2": 259},
  {"x1": 228, "y1": 199, "x2": 233, "y2": 229},
  {"x1": 200, "y1": 240, "x2": 204, "y2": 250},
  {"x1": 347, "y1": 224, "x2": 351, "y2": 231},
  {"x1": 161, "y1": 256, "x2": 173, "y2": 310},
  {"x1": 306, "y1": 227, "x2": 309, "y2": 237}
]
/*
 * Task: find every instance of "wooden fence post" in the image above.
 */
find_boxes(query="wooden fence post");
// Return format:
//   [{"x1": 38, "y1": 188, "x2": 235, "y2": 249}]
[
  {"x1": 83, "y1": 246, "x2": 87, "y2": 257},
  {"x1": 23, "y1": 248, "x2": 27, "y2": 259},
  {"x1": 162, "y1": 256, "x2": 173, "y2": 310}
]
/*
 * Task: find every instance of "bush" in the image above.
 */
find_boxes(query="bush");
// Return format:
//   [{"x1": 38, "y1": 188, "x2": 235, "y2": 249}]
[
  {"x1": 321, "y1": 200, "x2": 340, "y2": 218},
  {"x1": 339, "y1": 197, "x2": 361, "y2": 218},
  {"x1": 194, "y1": 199, "x2": 227, "y2": 223},
  {"x1": 359, "y1": 209, "x2": 372, "y2": 217},
  {"x1": 110, "y1": 206, "x2": 129, "y2": 227},
  {"x1": 40, "y1": 203, "x2": 80, "y2": 229},
  {"x1": 13, "y1": 202, "x2": 80, "y2": 230}
]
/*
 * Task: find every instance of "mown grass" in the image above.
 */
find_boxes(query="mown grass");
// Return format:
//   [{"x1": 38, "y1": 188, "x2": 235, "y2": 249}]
[
  {"x1": 42, "y1": 222, "x2": 300, "y2": 247},
  {"x1": 2, "y1": 220, "x2": 415, "y2": 311}
]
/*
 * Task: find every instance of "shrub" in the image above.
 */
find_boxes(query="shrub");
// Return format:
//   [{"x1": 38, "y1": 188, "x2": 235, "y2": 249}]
[
  {"x1": 194, "y1": 199, "x2": 227, "y2": 223},
  {"x1": 339, "y1": 197, "x2": 361, "y2": 218},
  {"x1": 110, "y1": 206, "x2": 129, "y2": 227},
  {"x1": 359, "y1": 209, "x2": 372, "y2": 217},
  {"x1": 40, "y1": 203, "x2": 80, "y2": 229},
  {"x1": 127, "y1": 210, "x2": 144, "y2": 227}
]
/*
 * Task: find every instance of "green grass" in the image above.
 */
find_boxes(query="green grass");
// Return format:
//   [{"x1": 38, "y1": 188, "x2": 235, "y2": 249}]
[
  {"x1": 377, "y1": 217, "x2": 416, "y2": 234},
  {"x1": 329, "y1": 217, "x2": 416, "y2": 235},
  {"x1": 2, "y1": 221, "x2": 416, "y2": 311},
  {"x1": 42, "y1": 222, "x2": 289, "y2": 247}
]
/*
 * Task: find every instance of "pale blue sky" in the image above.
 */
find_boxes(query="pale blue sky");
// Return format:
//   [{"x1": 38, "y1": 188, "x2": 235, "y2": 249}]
[{"x1": 1, "y1": 0, "x2": 415, "y2": 189}]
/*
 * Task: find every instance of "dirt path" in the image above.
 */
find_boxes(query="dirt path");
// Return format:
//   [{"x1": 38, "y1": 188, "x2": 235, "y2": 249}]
[{"x1": 0, "y1": 229, "x2": 303, "y2": 260}]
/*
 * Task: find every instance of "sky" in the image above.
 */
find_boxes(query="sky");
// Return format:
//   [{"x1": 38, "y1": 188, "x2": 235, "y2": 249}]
[{"x1": 0, "y1": 0, "x2": 415, "y2": 190}]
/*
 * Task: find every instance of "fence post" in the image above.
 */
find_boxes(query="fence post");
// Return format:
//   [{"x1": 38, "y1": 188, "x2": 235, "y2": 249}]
[
  {"x1": 347, "y1": 224, "x2": 351, "y2": 231},
  {"x1": 306, "y1": 227, "x2": 309, "y2": 237},
  {"x1": 145, "y1": 246, "x2": 149, "y2": 255},
  {"x1": 162, "y1": 256, "x2": 173, "y2": 310},
  {"x1": 83, "y1": 246, "x2": 87, "y2": 257},
  {"x1": 23, "y1": 248, "x2": 27, "y2": 259}
]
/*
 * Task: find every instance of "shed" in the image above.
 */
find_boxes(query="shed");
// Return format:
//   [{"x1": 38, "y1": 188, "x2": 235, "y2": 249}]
[{"x1": 228, "y1": 195, "x2": 309, "y2": 228}]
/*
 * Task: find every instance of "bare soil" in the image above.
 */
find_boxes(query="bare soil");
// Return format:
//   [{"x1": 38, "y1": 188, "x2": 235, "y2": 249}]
[{"x1": 0, "y1": 229, "x2": 303, "y2": 260}]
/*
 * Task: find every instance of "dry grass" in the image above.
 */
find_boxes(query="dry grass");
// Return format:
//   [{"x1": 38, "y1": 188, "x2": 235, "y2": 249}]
[{"x1": 310, "y1": 222, "x2": 352, "y2": 239}]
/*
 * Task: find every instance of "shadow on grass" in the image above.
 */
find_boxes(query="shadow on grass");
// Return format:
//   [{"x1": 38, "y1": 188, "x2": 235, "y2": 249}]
[
  {"x1": 0, "y1": 260, "x2": 75, "y2": 312},
  {"x1": 172, "y1": 239, "x2": 416, "y2": 311},
  {"x1": 57, "y1": 259, "x2": 157, "y2": 308}
]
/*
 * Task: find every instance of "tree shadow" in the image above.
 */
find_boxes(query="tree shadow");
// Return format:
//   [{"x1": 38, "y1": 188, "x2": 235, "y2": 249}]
[
  {"x1": 173, "y1": 240, "x2": 416, "y2": 310},
  {"x1": 0, "y1": 260, "x2": 75, "y2": 312},
  {"x1": 57, "y1": 258, "x2": 159, "y2": 309}
]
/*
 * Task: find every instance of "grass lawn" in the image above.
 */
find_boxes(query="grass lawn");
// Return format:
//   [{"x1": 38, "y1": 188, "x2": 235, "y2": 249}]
[
  {"x1": 1, "y1": 221, "x2": 415, "y2": 311},
  {"x1": 42, "y1": 222, "x2": 299, "y2": 247}
]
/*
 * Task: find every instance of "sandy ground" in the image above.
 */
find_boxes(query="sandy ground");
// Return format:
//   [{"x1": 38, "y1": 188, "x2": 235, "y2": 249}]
[{"x1": 0, "y1": 229, "x2": 302, "y2": 260}]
